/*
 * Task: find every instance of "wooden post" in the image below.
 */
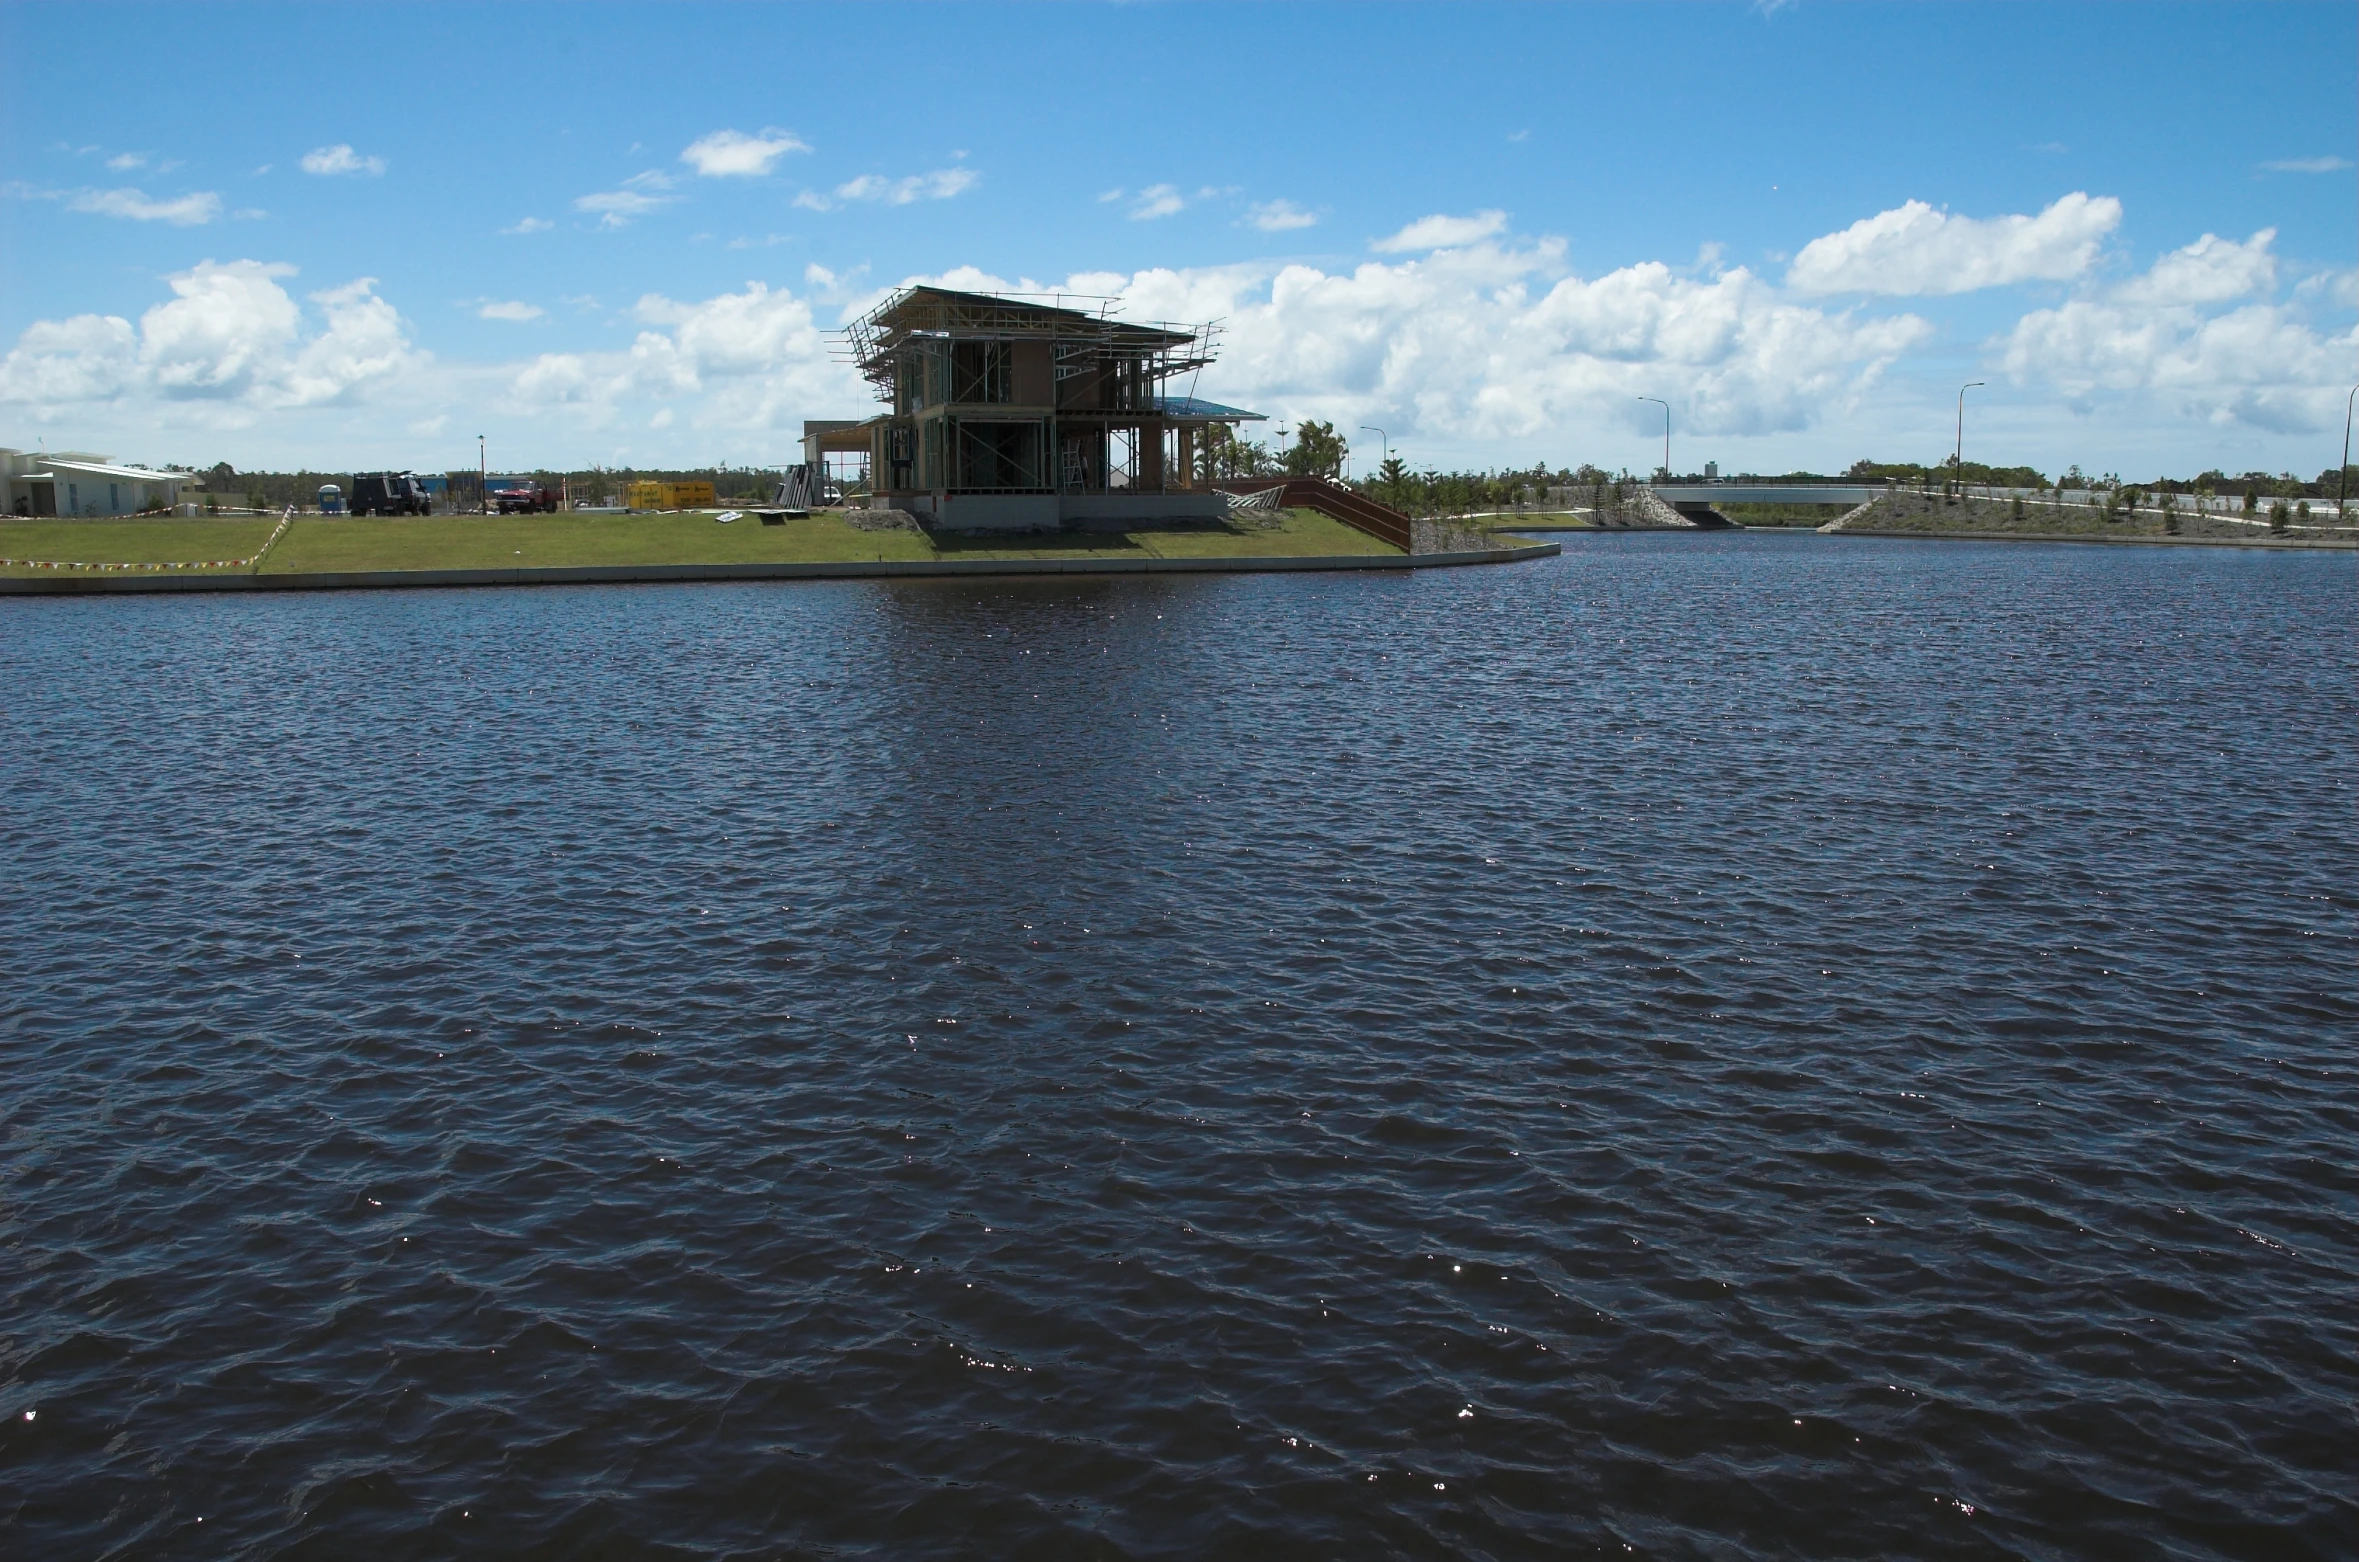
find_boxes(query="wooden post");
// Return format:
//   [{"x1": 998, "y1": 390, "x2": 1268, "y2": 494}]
[{"x1": 1140, "y1": 420, "x2": 1165, "y2": 491}]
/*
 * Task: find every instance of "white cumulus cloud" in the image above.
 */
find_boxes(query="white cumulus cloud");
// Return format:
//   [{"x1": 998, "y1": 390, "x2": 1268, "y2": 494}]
[
  {"x1": 12, "y1": 190, "x2": 2333, "y2": 474},
  {"x1": 69, "y1": 187, "x2": 222, "y2": 225},
  {"x1": 884, "y1": 241, "x2": 1929, "y2": 453},
  {"x1": 0, "y1": 259, "x2": 418, "y2": 417},
  {"x1": 1787, "y1": 192, "x2": 2120, "y2": 295},
  {"x1": 0, "y1": 313, "x2": 140, "y2": 402},
  {"x1": 575, "y1": 178, "x2": 674, "y2": 226},
  {"x1": 139, "y1": 260, "x2": 304, "y2": 397},
  {"x1": 1247, "y1": 199, "x2": 1318, "y2": 232},
  {"x1": 2114, "y1": 229, "x2": 2277, "y2": 306},
  {"x1": 506, "y1": 281, "x2": 853, "y2": 432},
  {"x1": 2000, "y1": 228, "x2": 2349, "y2": 433},
  {"x1": 824, "y1": 168, "x2": 979, "y2": 207},
  {"x1": 681, "y1": 128, "x2": 809, "y2": 178},
  {"x1": 504, "y1": 216, "x2": 553, "y2": 235},
  {"x1": 1373, "y1": 210, "x2": 1509, "y2": 253},
  {"x1": 1129, "y1": 184, "x2": 1185, "y2": 220},
  {"x1": 282, "y1": 277, "x2": 413, "y2": 406},
  {"x1": 300, "y1": 144, "x2": 387, "y2": 177}
]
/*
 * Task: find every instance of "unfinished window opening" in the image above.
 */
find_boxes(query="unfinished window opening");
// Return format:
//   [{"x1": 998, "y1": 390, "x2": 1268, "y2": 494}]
[
  {"x1": 904, "y1": 343, "x2": 952, "y2": 412},
  {"x1": 954, "y1": 420, "x2": 1046, "y2": 491},
  {"x1": 885, "y1": 422, "x2": 914, "y2": 490},
  {"x1": 951, "y1": 341, "x2": 1012, "y2": 404},
  {"x1": 1110, "y1": 359, "x2": 1151, "y2": 412},
  {"x1": 822, "y1": 449, "x2": 871, "y2": 493},
  {"x1": 896, "y1": 348, "x2": 929, "y2": 413},
  {"x1": 1106, "y1": 428, "x2": 1140, "y2": 491}
]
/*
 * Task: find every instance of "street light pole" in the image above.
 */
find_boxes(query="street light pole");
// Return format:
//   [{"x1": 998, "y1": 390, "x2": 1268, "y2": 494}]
[
  {"x1": 2340, "y1": 384, "x2": 2356, "y2": 523},
  {"x1": 478, "y1": 434, "x2": 488, "y2": 516},
  {"x1": 1637, "y1": 397, "x2": 1669, "y2": 479},
  {"x1": 1955, "y1": 382, "x2": 1984, "y2": 496},
  {"x1": 1359, "y1": 425, "x2": 1390, "y2": 473}
]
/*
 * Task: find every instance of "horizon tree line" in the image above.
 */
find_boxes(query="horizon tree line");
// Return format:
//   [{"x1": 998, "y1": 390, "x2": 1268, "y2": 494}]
[{"x1": 131, "y1": 450, "x2": 2359, "y2": 521}]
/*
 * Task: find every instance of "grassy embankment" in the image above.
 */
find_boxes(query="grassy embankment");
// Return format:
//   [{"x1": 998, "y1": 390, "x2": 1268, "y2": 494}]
[
  {"x1": 1845, "y1": 491, "x2": 2357, "y2": 543},
  {"x1": 0, "y1": 517, "x2": 281, "y2": 575},
  {"x1": 0, "y1": 507, "x2": 1459, "y2": 579}
]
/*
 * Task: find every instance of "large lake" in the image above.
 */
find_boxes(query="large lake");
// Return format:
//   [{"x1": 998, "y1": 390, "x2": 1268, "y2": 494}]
[{"x1": 4, "y1": 534, "x2": 2352, "y2": 1559}]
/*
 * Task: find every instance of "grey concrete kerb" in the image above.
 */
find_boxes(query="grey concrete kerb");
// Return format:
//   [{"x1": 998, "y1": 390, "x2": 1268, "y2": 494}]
[
  {"x1": 1832, "y1": 528, "x2": 2356, "y2": 553},
  {"x1": 0, "y1": 541, "x2": 1558, "y2": 596}
]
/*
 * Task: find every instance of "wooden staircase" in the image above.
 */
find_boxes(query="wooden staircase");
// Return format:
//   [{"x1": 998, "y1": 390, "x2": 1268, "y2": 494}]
[{"x1": 1212, "y1": 478, "x2": 1414, "y2": 551}]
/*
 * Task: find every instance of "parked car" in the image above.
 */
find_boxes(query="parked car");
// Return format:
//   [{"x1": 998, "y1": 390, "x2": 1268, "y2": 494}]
[{"x1": 351, "y1": 472, "x2": 432, "y2": 516}]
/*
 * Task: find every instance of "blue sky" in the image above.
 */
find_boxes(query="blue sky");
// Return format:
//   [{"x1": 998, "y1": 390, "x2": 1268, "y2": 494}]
[{"x1": 2, "y1": 1, "x2": 2352, "y2": 479}]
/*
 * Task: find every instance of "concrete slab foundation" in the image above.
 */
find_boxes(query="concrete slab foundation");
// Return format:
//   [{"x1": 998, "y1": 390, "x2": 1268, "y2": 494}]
[{"x1": 889, "y1": 491, "x2": 1227, "y2": 533}]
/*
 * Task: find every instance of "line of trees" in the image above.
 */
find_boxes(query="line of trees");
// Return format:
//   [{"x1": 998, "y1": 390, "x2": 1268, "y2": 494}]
[
  {"x1": 186, "y1": 463, "x2": 788, "y2": 512},
  {"x1": 1851, "y1": 458, "x2": 2351, "y2": 503},
  {"x1": 1192, "y1": 421, "x2": 1354, "y2": 482},
  {"x1": 167, "y1": 452, "x2": 2359, "y2": 520}
]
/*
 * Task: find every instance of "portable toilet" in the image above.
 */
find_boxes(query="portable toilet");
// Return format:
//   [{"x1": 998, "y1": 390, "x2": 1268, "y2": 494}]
[{"x1": 317, "y1": 483, "x2": 344, "y2": 514}]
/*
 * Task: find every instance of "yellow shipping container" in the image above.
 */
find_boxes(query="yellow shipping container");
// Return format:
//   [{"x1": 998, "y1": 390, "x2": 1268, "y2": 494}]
[{"x1": 625, "y1": 480, "x2": 719, "y2": 510}]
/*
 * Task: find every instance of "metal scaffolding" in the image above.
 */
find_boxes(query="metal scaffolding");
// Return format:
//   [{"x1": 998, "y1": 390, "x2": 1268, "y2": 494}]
[
  {"x1": 819, "y1": 285, "x2": 1257, "y2": 514},
  {"x1": 838, "y1": 287, "x2": 1218, "y2": 408}
]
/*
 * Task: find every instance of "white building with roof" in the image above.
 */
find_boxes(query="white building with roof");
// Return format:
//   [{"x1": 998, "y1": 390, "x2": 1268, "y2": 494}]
[{"x1": 2, "y1": 448, "x2": 193, "y2": 518}]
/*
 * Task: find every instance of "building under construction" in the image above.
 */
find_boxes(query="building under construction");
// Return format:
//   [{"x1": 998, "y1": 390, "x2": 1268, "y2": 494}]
[{"x1": 806, "y1": 286, "x2": 1261, "y2": 531}]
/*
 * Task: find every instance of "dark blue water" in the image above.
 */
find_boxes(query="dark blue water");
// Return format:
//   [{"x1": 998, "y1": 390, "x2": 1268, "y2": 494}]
[{"x1": 4, "y1": 534, "x2": 2353, "y2": 1560}]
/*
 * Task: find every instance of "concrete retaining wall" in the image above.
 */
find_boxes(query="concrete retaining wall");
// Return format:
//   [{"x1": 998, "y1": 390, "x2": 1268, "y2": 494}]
[
  {"x1": 1836, "y1": 528, "x2": 2356, "y2": 552},
  {"x1": 0, "y1": 541, "x2": 1557, "y2": 596}
]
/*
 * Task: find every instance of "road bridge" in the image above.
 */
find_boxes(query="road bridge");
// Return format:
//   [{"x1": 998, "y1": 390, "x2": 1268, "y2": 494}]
[
  {"x1": 1651, "y1": 483, "x2": 1880, "y2": 505},
  {"x1": 1649, "y1": 481, "x2": 1882, "y2": 528}
]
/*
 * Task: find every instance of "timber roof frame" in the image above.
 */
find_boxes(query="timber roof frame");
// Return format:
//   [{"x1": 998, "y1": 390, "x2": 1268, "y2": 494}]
[{"x1": 839, "y1": 285, "x2": 1217, "y2": 398}]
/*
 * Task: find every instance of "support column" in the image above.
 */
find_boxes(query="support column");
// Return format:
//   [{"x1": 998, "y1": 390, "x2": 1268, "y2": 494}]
[{"x1": 1140, "y1": 419, "x2": 1165, "y2": 491}]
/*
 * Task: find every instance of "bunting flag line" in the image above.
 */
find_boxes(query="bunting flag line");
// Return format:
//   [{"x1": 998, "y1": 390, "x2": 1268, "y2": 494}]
[{"x1": 3, "y1": 506, "x2": 298, "y2": 574}]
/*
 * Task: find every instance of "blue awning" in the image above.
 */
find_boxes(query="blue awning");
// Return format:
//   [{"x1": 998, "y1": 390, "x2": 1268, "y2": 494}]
[{"x1": 1155, "y1": 396, "x2": 1266, "y2": 421}]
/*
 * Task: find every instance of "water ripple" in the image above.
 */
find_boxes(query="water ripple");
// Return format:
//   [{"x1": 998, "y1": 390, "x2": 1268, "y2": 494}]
[{"x1": 2, "y1": 535, "x2": 2352, "y2": 1558}]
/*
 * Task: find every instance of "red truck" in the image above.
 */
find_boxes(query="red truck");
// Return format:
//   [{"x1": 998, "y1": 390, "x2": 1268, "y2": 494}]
[{"x1": 488, "y1": 477, "x2": 562, "y2": 514}]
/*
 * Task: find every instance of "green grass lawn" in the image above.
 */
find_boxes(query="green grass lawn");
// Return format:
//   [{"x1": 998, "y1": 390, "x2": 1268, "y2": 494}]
[
  {"x1": 1847, "y1": 493, "x2": 2349, "y2": 542},
  {"x1": 2, "y1": 507, "x2": 1470, "y2": 580},
  {"x1": 247, "y1": 506, "x2": 1400, "y2": 574},
  {"x1": 0, "y1": 516, "x2": 280, "y2": 575}
]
